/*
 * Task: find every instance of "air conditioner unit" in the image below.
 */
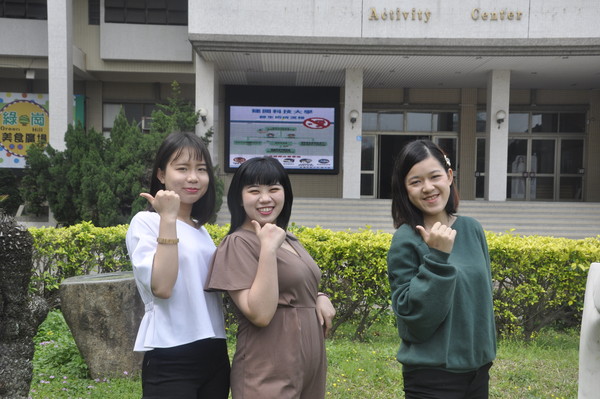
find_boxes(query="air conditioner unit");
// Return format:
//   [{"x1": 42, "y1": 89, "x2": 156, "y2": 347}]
[{"x1": 141, "y1": 117, "x2": 153, "y2": 131}]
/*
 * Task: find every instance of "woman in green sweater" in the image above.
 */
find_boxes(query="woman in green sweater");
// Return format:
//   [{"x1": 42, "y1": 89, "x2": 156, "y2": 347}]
[{"x1": 387, "y1": 139, "x2": 496, "y2": 399}]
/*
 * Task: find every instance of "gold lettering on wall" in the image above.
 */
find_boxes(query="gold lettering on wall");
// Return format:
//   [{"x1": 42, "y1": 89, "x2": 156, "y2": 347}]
[
  {"x1": 471, "y1": 8, "x2": 523, "y2": 21},
  {"x1": 369, "y1": 7, "x2": 432, "y2": 23}
]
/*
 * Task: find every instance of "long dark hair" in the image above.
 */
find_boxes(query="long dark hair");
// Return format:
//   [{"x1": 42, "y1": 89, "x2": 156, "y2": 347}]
[
  {"x1": 148, "y1": 131, "x2": 216, "y2": 226},
  {"x1": 390, "y1": 139, "x2": 459, "y2": 230},
  {"x1": 227, "y1": 156, "x2": 293, "y2": 234}
]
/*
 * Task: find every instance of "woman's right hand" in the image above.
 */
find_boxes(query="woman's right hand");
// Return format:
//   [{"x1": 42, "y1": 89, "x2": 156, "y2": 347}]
[
  {"x1": 251, "y1": 220, "x2": 286, "y2": 251},
  {"x1": 140, "y1": 190, "x2": 180, "y2": 219},
  {"x1": 416, "y1": 222, "x2": 456, "y2": 254}
]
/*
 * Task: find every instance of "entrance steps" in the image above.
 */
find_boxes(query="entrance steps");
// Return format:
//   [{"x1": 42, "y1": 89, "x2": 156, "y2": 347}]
[{"x1": 215, "y1": 198, "x2": 600, "y2": 240}]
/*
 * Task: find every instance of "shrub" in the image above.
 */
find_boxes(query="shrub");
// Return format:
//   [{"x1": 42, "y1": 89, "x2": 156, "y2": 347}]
[
  {"x1": 488, "y1": 232, "x2": 600, "y2": 338},
  {"x1": 28, "y1": 222, "x2": 130, "y2": 304},
  {"x1": 292, "y1": 226, "x2": 392, "y2": 340},
  {"x1": 28, "y1": 223, "x2": 600, "y2": 340}
]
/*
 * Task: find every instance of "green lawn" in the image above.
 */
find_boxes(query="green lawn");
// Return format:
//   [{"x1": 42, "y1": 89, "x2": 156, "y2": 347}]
[{"x1": 29, "y1": 311, "x2": 579, "y2": 398}]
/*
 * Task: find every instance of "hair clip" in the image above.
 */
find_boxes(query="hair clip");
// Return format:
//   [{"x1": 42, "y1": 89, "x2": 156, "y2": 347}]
[{"x1": 443, "y1": 155, "x2": 451, "y2": 168}]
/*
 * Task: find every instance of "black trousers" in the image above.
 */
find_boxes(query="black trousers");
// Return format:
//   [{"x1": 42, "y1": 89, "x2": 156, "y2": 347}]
[
  {"x1": 403, "y1": 362, "x2": 493, "y2": 399},
  {"x1": 141, "y1": 338, "x2": 230, "y2": 399}
]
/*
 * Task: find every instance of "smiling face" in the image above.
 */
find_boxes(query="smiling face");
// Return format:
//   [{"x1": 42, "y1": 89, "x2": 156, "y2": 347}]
[
  {"x1": 157, "y1": 147, "x2": 209, "y2": 216},
  {"x1": 241, "y1": 183, "x2": 285, "y2": 229},
  {"x1": 404, "y1": 155, "x2": 454, "y2": 226}
]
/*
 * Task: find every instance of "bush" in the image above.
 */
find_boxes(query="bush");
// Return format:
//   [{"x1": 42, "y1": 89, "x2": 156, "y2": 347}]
[
  {"x1": 28, "y1": 223, "x2": 600, "y2": 340},
  {"x1": 488, "y1": 232, "x2": 600, "y2": 338},
  {"x1": 28, "y1": 222, "x2": 130, "y2": 304}
]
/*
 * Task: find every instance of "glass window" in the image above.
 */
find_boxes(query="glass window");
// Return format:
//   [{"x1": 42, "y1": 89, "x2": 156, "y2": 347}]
[
  {"x1": 104, "y1": 0, "x2": 187, "y2": 25},
  {"x1": 379, "y1": 112, "x2": 403, "y2": 131},
  {"x1": 360, "y1": 174, "x2": 374, "y2": 196},
  {"x1": 532, "y1": 139, "x2": 555, "y2": 174},
  {"x1": 362, "y1": 112, "x2": 378, "y2": 131},
  {"x1": 103, "y1": 104, "x2": 122, "y2": 129},
  {"x1": 433, "y1": 112, "x2": 458, "y2": 132},
  {"x1": 0, "y1": 0, "x2": 47, "y2": 20},
  {"x1": 559, "y1": 113, "x2": 586, "y2": 133},
  {"x1": 126, "y1": 8, "x2": 146, "y2": 23},
  {"x1": 560, "y1": 139, "x2": 584, "y2": 174},
  {"x1": 407, "y1": 112, "x2": 431, "y2": 132},
  {"x1": 531, "y1": 112, "x2": 558, "y2": 133},
  {"x1": 360, "y1": 135, "x2": 375, "y2": 171},
  {"x1": 559, "y1": 177, "x2": 582, "y2": 200},
  {"x1": 89, "y1": 0, "x2": 100, "y2": 25},
  {"x1": 508, "y1": 113, "x2": 529, "y2": 133},
  {"x1": 103, "y1": 103, "x2": 156, "y2": 129},
  {"x1": 476, "y1": 112, "x2": 487, "y2": 133}
]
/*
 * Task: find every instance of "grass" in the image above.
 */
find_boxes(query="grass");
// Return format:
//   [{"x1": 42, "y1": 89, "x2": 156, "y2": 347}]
[{"x1": 29, "y1": 311, "x2": 579, "y2": 399}]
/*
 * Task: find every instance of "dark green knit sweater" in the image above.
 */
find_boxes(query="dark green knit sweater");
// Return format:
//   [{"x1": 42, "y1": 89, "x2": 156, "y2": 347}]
[{"x1": 387, "y1": 215, "x2": 496, "y2": 372}]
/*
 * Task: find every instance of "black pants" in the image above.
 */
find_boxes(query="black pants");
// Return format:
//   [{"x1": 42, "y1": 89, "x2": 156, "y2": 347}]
[
  {"x1": 141, "y1": 338, "x2": 230, "y2": 399},
  {"x1": 403, "y1": 362, "x2": 492, "y2": 399}
]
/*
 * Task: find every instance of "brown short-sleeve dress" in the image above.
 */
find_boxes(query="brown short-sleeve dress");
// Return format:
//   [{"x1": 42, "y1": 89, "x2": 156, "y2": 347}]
[{"x1": 206, "y1": 228, "x2": 326, "y2": 399}]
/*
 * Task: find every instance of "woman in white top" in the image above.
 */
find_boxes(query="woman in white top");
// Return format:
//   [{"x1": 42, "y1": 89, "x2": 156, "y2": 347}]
[{"x1": 126, "y1": 131, "x2": 229, "y2": 398}]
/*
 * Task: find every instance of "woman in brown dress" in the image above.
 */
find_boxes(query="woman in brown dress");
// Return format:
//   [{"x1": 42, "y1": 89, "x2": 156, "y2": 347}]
[{"x1": 206, "y1": 156, "x2": 335, "y2": 399}]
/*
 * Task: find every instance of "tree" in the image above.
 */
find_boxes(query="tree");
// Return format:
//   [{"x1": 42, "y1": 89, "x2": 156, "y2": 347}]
[
  {"x1": 21, "y1": 118, "x2": 159, "y2": 226},
  {"x1": 0, "y1": 169, "x2": 24, "y2": 215},
  {"x1": 20, "y1": 81, "x2": 222, "y2": 226}
]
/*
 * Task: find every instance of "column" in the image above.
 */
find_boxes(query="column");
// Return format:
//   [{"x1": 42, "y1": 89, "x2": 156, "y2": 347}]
[
  {"x1": 585, "y1": 90, "x2": 600, "y2": 201},
  {"x1": 194, "y1": 54, "x2": 217, "y2": 163},
  {"x1": 459, "y1": 88, "x2": 477, "y2": 200},
  {"x1": 342, "y1": 69, "x2": 363, "y2": 199},
  {"x1": 485, "y1": 70, "x2": 510, "y2": 201},
  {"x1": 47, "y1": 0, "x2": 73, "y2": 151}
]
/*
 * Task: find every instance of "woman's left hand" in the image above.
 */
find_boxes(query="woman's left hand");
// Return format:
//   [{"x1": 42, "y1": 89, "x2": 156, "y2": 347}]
[{"x1": 316, "y1": 295, "x2": 336, "y2": 338}]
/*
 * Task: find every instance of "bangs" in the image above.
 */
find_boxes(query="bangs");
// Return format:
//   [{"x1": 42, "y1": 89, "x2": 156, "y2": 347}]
[
  {"x1": 238, "y1": 158, "x2": 285, "y2": 187},
  {"x1": 170, "y1": 145, "x2": 204, "y2": 163}
]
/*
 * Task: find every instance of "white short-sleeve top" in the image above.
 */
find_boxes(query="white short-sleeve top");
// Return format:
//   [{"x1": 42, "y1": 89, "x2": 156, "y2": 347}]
[{"x1": 126, "y1": 211, "x2": 226, "y2": 352}]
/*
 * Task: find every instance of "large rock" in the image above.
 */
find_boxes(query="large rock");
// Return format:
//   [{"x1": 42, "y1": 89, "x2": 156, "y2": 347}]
[
  {"x1": 60, "y1": 272, "x2": 144, "y2": 379},
  {"x1": 0, "y1": 212, "x2": 49, "y2": 399}
]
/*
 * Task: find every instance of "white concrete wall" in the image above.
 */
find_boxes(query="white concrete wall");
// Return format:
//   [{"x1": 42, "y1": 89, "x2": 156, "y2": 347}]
[
  {"x1": 342, "y1": 69, "x2": 363, "y2": 199},
  {"x1": 47, "y1": 0, "x2": 73, "y2": 152},
  {"x1": 189, "y1": 0, "x2": 363, "y2": 37},
  {"x1": 0, "y1": 18, "x2": 48, "y2": 56},
  {"x1": 100, "y1": 0, "x2": 191, "y2": 62},
  {"x1": 100, "y1": 23, "x2": 192, "y2": 62},
  {"x1": 485, "y1": 70, "x2": 510, "y2": 201},
  {"x1": 189, "y1": 0, "x2": 600, "y2": 40}
]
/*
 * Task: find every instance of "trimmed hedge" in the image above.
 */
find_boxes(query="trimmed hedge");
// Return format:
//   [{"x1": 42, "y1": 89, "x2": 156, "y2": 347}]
[{"x1": 28, "y1": 223, "x2": 600, "y2": 339}]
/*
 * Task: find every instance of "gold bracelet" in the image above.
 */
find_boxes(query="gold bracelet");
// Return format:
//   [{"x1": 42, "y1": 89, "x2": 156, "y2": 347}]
[{"x1": 157, "y1": 237, "x2": 179, "y2": 245}]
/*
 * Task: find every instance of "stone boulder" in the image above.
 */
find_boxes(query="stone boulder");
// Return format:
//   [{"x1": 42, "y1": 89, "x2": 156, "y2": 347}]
[
  {"x1": 0, "y1": 211, "x2": 49, "y2": 399},
  {"x1": 60, "y1": 272, "x2": 144, "y2": 379}
]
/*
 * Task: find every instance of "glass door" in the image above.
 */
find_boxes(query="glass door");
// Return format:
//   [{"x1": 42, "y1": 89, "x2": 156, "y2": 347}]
[
  {"x1": 558, "y1": 139, "x2": 584, "y2": 201},
  {"x1": 360, "y1": 135, "x2": 377, "y2": 198},
  {"x1": 507, "y1": 138, "x2": 556, "y2": 200}
]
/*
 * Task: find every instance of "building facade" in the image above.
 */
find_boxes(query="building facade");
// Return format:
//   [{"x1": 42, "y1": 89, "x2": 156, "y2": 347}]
[{"x1": 1, "y1": 0, "x2": 599, "y2": 202}]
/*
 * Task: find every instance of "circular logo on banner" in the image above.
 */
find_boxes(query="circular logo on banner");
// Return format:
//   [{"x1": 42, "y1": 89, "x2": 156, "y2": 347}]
[
  {"x1": 303, "y1": 117, "x2": 331, "y2": 129},
  {"x1": 0, "y1": 100, "x2": 49, "y2": 157}
]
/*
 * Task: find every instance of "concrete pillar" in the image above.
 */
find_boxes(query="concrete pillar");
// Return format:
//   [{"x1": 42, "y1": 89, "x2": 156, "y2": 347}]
[
  {"x1": 342, "y1": 69, "x2": 363, "y2": 199},
  {"x1": 47, "y1": 0, "x2": 73, "y2": 151},
  {"x1": 459, "y1": 88, "x2": 478, "y2": 200},
  {"x1": 195, "y1": 55, "x2": 217, "y2": 163},
  {"x1": 485, "y1": 70, "x2": 510, "y2": 201},
  {"x1": 585, "y1": 90, "x2": 600, "y2": 201}
]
